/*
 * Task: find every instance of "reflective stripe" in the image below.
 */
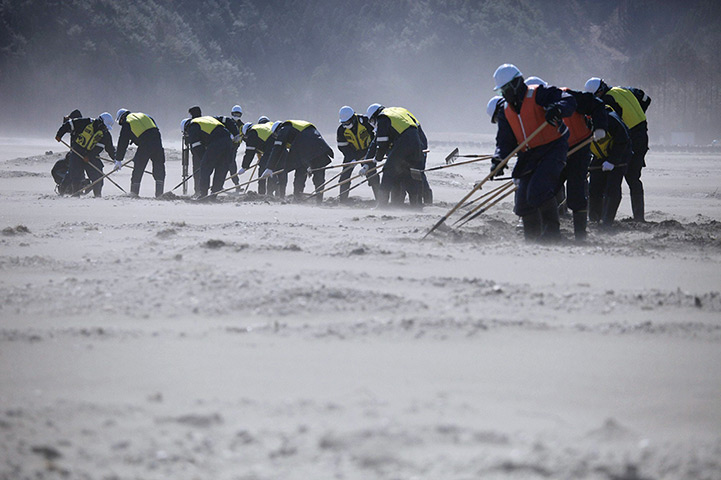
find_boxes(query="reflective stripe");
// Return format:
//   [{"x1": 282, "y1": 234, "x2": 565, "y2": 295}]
[
  {"x1": 69, "y1": 119, "x2": 74, "y2": 130},
  {"x1": 246, "y1": 146, "x2": 256, "y2": 151},
  {"x1": 191, "y1": 141, "x2": 202, "y2": 148},
  {"x1": 338, "y1": 141, "x2": 349, "y2": 146},
  {"x1": 377, "y1": 136, "x2": 389, "y2": 142},
  {"x1": 274, "y1": 141, "x2": 283, "y2": 145},
  {"x1": 642, "y1": 94, "x2": 648, "y2": 102}
]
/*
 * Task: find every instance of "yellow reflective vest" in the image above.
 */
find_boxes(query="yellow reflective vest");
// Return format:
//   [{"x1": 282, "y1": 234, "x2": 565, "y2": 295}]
[
  {"x1": 75, "y1": 121, "x2": 105, "y2": 151},
  {"x1": 343, "y1": 120, "x2": 372, "y2": 151},
  {"x1": 382, "y1": 107, "x2": 420, "y2": 135},
  {"x1": 288, "y1": 120, "x2": 313, "y2": 132},
  {"x1": 191, "y1": 116, "x2": 224, "y2": 135},
  {"x1": 606, "y1": 87, "x2": 646, "y2": 129},
  {"x1": 126, "y1": 113, "x2": 157, "y2": 138},
  {"x1": 252, "y1": 123, "x2": 274, "y2": 142}
]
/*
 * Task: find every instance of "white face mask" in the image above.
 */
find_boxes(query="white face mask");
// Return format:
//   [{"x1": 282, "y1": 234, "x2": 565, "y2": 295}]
[{"x1": 343, "y1": 122, "x2": 353, "y2": 130}]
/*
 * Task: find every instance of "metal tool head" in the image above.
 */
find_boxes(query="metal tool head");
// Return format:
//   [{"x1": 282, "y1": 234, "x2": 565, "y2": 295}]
[{"x1": 445, "y1": 147, "x2": 459, "y2": 165}]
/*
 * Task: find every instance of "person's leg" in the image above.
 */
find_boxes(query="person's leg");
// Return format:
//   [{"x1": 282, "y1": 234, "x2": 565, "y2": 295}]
[
  {"x1": 87, "y1": 157, "x2": 104, "y2": 197},
  {"x1": 130, "y1": 143, "x2": 152, "y2": 196},
  {"x1": 149, "y1": 140, "x2": 166, "y2": 197},
  {"x1": 67, "y1": 151, "x2": 87, "y2": 195}
]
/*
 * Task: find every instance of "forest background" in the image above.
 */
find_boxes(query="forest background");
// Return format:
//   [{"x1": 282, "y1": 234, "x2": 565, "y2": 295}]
[{"x1": 1, "y1": 0, "x2": 719, "y2": 143}]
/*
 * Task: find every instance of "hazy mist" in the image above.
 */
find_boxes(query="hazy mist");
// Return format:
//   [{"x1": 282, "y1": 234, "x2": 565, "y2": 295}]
[{"x1": 1, "y1": 0, "x2": 719, "y2": 144}]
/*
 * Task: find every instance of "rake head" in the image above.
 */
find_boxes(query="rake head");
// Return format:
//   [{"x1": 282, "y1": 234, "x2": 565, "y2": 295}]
[{"x1": 444, "y1": 147, "x2": 459, "y2": 165}]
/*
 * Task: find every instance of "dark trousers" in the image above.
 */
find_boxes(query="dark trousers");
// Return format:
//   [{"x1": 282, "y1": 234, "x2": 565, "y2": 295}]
[
  {"x1": 199, "y1": 136, "x2": 233, "y2": 195},
  {"x1": 228, "y1": 145, "x2": 240, "y2": 186},
  {"x1": 589, "y1": 165, "x2": 627, "y2": 225},
  {"x1": 513, "y1": 140, "x2": 567, "y2": 217},
  {"x1": 380, "y1": 129, "x2": 423, "y2": 206},
  {"x1": 293, "y1": 163, "x2": 326, "y2": 196},
  {"x1": 626, "y1": 127, "x2": 648, "y2": 197},
  {"x1": 68, "y1": 151, "x2": 104, "y2": 196},
  {"x1": 563, "y1": 145, "x2": 591, "y2": 212},
  {"x1": 130, "y1": 135, "x2": 166, "y2": 186}
]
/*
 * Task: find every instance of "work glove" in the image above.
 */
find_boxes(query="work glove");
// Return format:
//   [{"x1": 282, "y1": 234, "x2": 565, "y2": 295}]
[
  {"x1": 232, "y1": 134, "x2": 242, "y2": 144},
  {"x1": 593, "y1": 129, "x2": 606, "y2": 141},
  {"x1": 602, "y1": 161, "x2": 614, "y2": 172},
  {"x1": 307, "y1": 166, "x2": 313, "y2": 175},
  {"x1": 490, "y1": 157, "x2": 505, "y2": 178},
  {"x1": 55, "y1": 135, "x2": 61, "y2": 142},
  {"x1": 544, "y1": 105, "x2": 563, "y2": 127},
  {"x1": 359, "y1": 161, "x2": 376, "y2": 176},
  {"x1": 237, "y1": 167, "x2": 245, "y2": 176},
  {"x1": 82, "y1": 156, "x2": 90, "y2": 163},
  {"x1": 113, "y1": 160, "x2": 122, "y2": 171},
  {"x1": 260, "y1": 168, "x2": 273, "y2": 179},
  {"x1": 512, "y1": 178, "x2": 520, "y2": 186}
]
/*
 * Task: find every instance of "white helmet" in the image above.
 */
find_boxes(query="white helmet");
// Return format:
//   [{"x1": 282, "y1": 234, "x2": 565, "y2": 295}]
[
  {"x1": 339, "y1": 105, "x2": 354, "y2": 123},
  {"x1": 115, "y1": 108, "x2": 129, "y2": 123},
  {"x1": 493, "y1": 64, "x2": 523, "y2": 91},
  {"x1": 271, "y1": 121, "x2": 282, "y2": 134},
  {"x1": 231, "y1": 104, "x2": 243, "y2": 118},
  {"x1": 99, "y1": 112, "x2": 113, "y2": 130},
  {"x1": 584, "y1": 77, "x2": 603, "y2": 94},
  {"x1": 242, "y1": 122, "x2": 253, "y2": 135},
  {"x1": 485, "y1": 96, "x2": 503, "y2": 123},
  {"x1": 366, "y1": 103, "x2": 383, "y2": 119},
  {"x1": 257, "y1": 115, "x2": 270, "y2": 124},
  {"x1": 181, "y1": 117, "x2": 191, "y2": 133},
  {"x1": 525, "y1": 76, "x2": 548, "y2": 87}
]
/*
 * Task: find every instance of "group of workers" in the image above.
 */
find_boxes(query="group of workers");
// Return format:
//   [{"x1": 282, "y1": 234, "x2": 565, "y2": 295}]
[
  {"x1": 53, "y1": 63, "x2": 649, "y2": 242},
  {"x1": 179, "y1": 103, "x2": 432, "y2": 206},
  {"x1": 53, "y1": 101, "x2": 432, "y2": 208},
  {"x1": 486, "y1": 64, "x2": 650, "y2": 242}
]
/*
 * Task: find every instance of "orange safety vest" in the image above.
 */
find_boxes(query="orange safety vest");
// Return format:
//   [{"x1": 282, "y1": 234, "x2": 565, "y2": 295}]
[
  {"x1": 504, "y1": 85, "x2": 562, "y2": 150},
  {"x1": 561, "y1": 88, "x2": 592, "y2": 148}
]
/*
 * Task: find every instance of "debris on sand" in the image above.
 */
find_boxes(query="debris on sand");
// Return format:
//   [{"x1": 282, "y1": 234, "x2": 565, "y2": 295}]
[
  {"x1": 2, "y1": 225, "x2": 30, "y2": 235},
  {"x1": 204, "y1": 239, "x2": 226, "y2": 249}
]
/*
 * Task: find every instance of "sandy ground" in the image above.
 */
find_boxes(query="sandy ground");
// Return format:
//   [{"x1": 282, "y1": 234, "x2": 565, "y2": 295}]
[{"x1": 0, "y1": 136, "x2": 720, "y2": 480}]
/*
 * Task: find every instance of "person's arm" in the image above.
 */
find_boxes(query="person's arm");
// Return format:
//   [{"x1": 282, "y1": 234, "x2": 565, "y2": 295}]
[
  {"x1": 601, "y1": 93, "x2": 623, "y2": 118},
  {"x1": 101, "y1": 127, "x2": 116, "y2": 160},
  {"x1": 267, "y1": 124, "x2": 291, "y2": 171},
  {"x1": 372, "y1": 116, "x2": 391, "y2": 162},
  {"x1": 625, "y1": 87, "x2": 651, "y2": 112},
  {"x1": 115, "y1": 124, "x2": 131, "y2": 162},
  {"x1": 55, "y1": 121, "x2": 72, "y2": 141},
  {"x1": 605, "y1": 114, "x2": 630, "y2": 164},
  {"x1": 537, "y1": 86, "x2": 576, "y2": 119},
  {"x1": 241, "y1": 132, "x2": 258, "y2": 169},
  {"x1": 187, "y1": 123, "x2": 205, "y2": 165}
]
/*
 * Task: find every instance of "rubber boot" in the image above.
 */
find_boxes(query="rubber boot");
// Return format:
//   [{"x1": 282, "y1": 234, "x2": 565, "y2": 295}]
[
  {"x1": 376, "y1": 187, "x2": 391, "y2": 208},
  {"x1": 556, "y1": 189, "x2": 568, "y2": 217},
  {"x1": 631, "y1": 194, "x2": 645, "y2": 222},
  {"x1": 601, "y1": 195, "x2": 622, "y2": 228},
  {"x1": 130, "y1": 182, "x2": 141, "y2": 197},
  {"x1": 522, "y1": 210, "x2": 542, "y2": 241},
  {"x1": 573, "y1": 210, "x2": 587, "y2": 242},
  {"x1": 422, "y1": 185, "x2": 433, "y2": 205},
  {"x1": 539, "y1": 197, "x2": 561, "y2": 242},
  {"x1": 370, "y1": 183, "x2": 380, "y2": 202},
  {"x1": 588, "y1": 195, "x2": 602, "y2": 222},
  {"x1": 315, "y1": 191, "x2": 324, "y2": 204},
  {"x1": 155, "y1": 180, "x2": 164, "y2": 198},
  {"x1": 258, "y1": 178, "x2": 267, "y2": 195},
  {"x1": 93, "y1": 184, "x2": 102, "y2": 198}
]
